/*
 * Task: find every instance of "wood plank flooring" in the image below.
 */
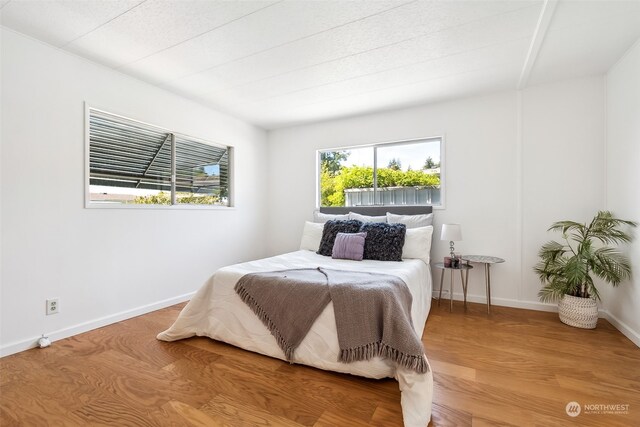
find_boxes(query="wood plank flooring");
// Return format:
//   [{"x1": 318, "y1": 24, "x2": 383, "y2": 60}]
[{"x1": 1, "y1": 300, "x2": 639, "y2": 426}]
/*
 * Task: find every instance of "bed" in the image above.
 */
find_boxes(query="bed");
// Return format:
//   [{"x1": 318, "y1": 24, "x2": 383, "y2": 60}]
[{"x1": 158, "y1": 207, "x2": 434, "y2": 426}]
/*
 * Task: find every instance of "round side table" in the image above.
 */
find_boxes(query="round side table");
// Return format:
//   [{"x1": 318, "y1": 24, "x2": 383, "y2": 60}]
[
  {"x1": 460, "y1": 255, "x2": 505, "y2": 314},
  {"x1": 432, "y1": 262, "x2": 474, "y2": 312}
]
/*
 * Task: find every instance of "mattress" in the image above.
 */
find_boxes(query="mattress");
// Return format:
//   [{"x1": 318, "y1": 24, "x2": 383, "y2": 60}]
[{"x1": 158, "y1": 250, "x2": 433, "y2": 426}]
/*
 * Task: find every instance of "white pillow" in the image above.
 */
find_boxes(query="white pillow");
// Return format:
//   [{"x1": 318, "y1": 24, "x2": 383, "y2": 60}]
[
  {"x1": 299, "y1": 221, "x2": 324, "y2": 251},
  {"x1": 348, "y1": 212, "x2": 387, "y2": 223},
  {"x1": 313, "y1": 210, "x2": 349, "y2": 223},
  {"x1": 387, "y1": 212, "x2": 434, "y2": 229},
  {"x1": 402, "y1": 225, "x2": 433, "y2": 264}
]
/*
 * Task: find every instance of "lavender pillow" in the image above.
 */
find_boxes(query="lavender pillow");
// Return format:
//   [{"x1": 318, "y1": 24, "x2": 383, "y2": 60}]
[{"x1": 332, "y1": 232, "x2": 367, "y2": 261}]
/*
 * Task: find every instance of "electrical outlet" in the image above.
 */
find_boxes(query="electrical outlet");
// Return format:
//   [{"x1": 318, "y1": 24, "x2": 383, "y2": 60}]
[{"x1": 46, "y1": 298, "x2": 59, "y2": 315}]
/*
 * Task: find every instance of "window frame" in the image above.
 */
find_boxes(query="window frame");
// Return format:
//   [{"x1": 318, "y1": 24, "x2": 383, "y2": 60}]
[
  {"x1": 84, "y1": 103, "x2": 234, "y2": 210},
  {"x1": 316, "y1": 136, "x2": 446, "y2": 210}
]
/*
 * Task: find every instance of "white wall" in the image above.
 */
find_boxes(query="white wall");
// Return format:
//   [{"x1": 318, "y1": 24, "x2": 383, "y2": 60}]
[
  {"x1": 604, "y1": 39, "x2": 640, "y2": 346},
  {"x1": 520, "y1": 78, "x2": 606, "y2": 302},
  {"x1": 0, "y1": 29, "x2": 4, "y2": 351},
  {"x1": 0, "y1": 29, "x2": 269, "y2": 356},
  {"x1": 267, "y1": 77, "x2": 605, "y2": 312}
]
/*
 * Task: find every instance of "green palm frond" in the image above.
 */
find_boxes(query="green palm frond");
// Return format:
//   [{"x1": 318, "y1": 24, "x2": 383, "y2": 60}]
[
  {"x1": 563, "y1": 256, "x2": 588, "y2": 285},
  {"x1": 538, "y1": 286, "x2": 564, "y2": 303},
  {"x1": 538, "y1": 240, "x2": 567, "y2": 259},
  {"x1": 590, "y1": 247, "x2": 632, "y2": 286},
  {"x1": 538, "y1": 279, "x2": 579, "y2": 303},
  {"x1": 535, "y1": 211, "x2": 636, "y2": 302},
  {"x1": 548, "y1": 221, "x2": 586, "y2": 244},
  {"x1": 587, "y1": 211, "x2": 637, "y2": 245},
  {"x1": 548, "y1": 220, "x2": 585, "y2": 234}
]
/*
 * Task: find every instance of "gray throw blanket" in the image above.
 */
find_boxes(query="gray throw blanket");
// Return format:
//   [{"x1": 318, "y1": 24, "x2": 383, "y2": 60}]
[{"x1": 234, "y1": 267, "x2": 428, "y2": 374}]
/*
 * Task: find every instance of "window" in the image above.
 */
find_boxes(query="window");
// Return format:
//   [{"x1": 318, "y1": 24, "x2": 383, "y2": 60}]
[
  {"x1": 87, "y1": 108, "x2": 232, "y2": 207},
  {"x1": 318, "y1": 137, "x2": 443, "y2": 208}
]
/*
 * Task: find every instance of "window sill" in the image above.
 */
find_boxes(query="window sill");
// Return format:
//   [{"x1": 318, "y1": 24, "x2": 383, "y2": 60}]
[{"x1": 85, "y1": 203, "x2": 235, "y2": 211}]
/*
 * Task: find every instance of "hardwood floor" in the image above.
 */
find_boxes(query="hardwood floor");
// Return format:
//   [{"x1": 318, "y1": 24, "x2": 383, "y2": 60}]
[{"x1": 1, "y1": 300, "x2": 639, "y2": 426}]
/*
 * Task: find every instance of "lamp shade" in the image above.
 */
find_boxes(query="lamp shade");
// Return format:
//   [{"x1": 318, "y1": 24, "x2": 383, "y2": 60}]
[{"x1": 441, "y1": 224, "x2": 462, "y2": 241}]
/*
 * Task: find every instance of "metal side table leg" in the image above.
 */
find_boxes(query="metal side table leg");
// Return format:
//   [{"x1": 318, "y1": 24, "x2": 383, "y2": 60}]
[
  {"x1": 487, "y1": 264, "x2": 492, "y2": 314},
  {"x1": 461, "y1": 269, "x2": 468, "y2": 310},
  {"x1": 438, "y1": 268, "x2": 445, "y2": 306},
  {"x1": 449, "y1": 269, "x2": 454, "y2": 312}
]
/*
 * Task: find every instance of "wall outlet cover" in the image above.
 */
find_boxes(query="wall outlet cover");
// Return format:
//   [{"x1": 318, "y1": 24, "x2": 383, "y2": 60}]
[{"x1": 46, "y1": 298, "x2": 59, "y2": 315}]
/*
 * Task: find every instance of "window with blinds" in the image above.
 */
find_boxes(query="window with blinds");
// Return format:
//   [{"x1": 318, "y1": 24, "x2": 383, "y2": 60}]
[{"x1": 87, "y1": 108, "x2": 231, "y2": 207}]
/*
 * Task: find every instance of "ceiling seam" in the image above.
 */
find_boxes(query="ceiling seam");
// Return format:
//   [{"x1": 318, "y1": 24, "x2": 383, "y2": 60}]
[
  {"x1": 191, "y1": 3, "x2": 541, "y2": 99},
  {"x1": 247, "y1": 36, "x2": 533, "y2": 105},
  {"x1": 61, "y1": 0, "x2": 148, "y2": 48},
  {"x1": 279, "y1": 60, "x2": 521, "y2": 108},
  {"x1": 245, "y1": 65, "x2": 517, "y2": 128},
  {"x1": 163, "y1": 0, "x2": 420, "y2": 83},
  {"x1": 235, "y1": 58, "x2": 524, "y2": 114},
  {"x1": 116, "y1": 0, "x2": 284, "y2": 70},
  {"x1": 517, "y1": 0, "x2": 558, "y2": 89}
]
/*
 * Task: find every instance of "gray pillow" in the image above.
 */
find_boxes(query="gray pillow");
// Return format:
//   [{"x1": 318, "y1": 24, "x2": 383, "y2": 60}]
[
  {"x1": 313, "y1": 210, "x2": 349, "y2": 223},
  {"x1": 317, "y1": 220, "x2": 363, "y2": 256},
  {"x1": 386, "y1": 212, "x2": 433, "y2": 229},
  {"x1": 360, "y1": 222, "x2": 407, "y2": 261},
  {"x1": 348, "y1": 212, "x2": 387, "y2": 223}
]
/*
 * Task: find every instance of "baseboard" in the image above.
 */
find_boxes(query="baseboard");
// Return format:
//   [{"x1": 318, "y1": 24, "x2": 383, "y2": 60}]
[
  {"x1": 431, "y1": 289, "x2": 559, "y2": 312},
  {"x1": 0, "y1": 292, "x2": 195, "y2": 358},
  {"x1": 600, "y1": 310, "x2": 640, "y2": 348}
]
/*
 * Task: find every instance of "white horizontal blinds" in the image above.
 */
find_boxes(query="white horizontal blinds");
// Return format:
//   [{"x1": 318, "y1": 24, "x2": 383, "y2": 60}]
[
  {"x1": 89, "y1": 109, "x2": 231, "y2": 206},
  {"x1": 218, "y1": 151, "x2": 229, "y2": 196},
  {"x1": 174, "y1": 135, "x2": 228, "y2": 196},
  {"x1": 89, "y1": 110, "x2": 171, "y2": 191}
]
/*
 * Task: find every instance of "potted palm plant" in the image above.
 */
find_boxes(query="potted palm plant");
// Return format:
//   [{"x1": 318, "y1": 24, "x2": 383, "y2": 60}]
[{"x1": 535, "y1": 211, "x2": 636, "y2": 329}]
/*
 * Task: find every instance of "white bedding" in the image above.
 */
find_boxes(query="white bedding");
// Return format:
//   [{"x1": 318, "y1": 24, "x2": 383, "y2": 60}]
[{"x1": 158, "y1": 250, "x2": 433, "y2": 426}]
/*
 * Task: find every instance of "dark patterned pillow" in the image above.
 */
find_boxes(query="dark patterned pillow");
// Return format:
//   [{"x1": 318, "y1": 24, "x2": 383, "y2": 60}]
[
  {"x1": 317, "y1": 220, "x2": 363, "y2": 256},
  {"x1": 360, "y1": 222, "x2": 407, "y2": 261}
]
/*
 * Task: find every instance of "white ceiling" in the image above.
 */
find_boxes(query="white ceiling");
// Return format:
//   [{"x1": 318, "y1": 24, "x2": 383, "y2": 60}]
[{"x1": 2, "y1": 0, "x2": 640, "y2": 129}]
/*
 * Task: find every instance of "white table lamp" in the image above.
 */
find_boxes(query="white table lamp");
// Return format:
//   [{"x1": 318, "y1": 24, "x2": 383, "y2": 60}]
[{"x1": 441, "y1": 224, "x2": 462, "y2": 259}]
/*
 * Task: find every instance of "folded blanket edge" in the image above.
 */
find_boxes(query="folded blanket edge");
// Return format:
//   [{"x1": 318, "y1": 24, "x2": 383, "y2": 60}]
[{"x1": 339, "y1": 342, "x2": 429, "y2": 374}]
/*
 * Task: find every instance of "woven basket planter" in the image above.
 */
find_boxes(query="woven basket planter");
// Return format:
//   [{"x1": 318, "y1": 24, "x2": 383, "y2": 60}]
[{"x1": 558, "y1": 295, "x2": 598, "y2": 329}]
